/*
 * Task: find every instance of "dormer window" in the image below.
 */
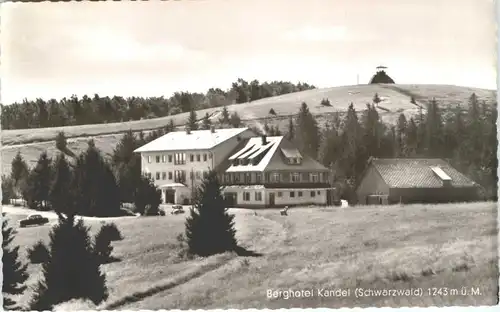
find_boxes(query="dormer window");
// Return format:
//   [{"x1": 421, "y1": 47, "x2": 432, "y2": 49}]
[{"x1": 288, "y1": 157, "x2": 302, "y2": 165}]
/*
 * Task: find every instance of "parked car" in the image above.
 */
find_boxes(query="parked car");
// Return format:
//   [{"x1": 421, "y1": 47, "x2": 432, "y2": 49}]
[
  {"x1": 19, "y1": 214, "x2": 49, "y2": 228},
  {"x1": 171, "y1": 205, "x2": 185, "y2": 215}
]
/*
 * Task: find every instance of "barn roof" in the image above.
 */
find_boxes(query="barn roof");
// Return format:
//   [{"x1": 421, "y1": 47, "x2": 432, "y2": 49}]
[{"x1": 369, "y1": 158, "x2": 478, "y2": 188}]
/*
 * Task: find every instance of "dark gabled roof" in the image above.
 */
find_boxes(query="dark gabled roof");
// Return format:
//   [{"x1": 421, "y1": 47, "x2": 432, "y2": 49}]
[{"x1": 368, "y1": 158, "x2": 478, "y2": 188}]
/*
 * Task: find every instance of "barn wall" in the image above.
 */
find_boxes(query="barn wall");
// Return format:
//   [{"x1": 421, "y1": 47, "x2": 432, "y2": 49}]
[
  {"x1": 356, "y1": 165, "x2": 390, "y2": 204},
  {"x1": 389, "y1": 187, "x2": 481, "y2": 204}
]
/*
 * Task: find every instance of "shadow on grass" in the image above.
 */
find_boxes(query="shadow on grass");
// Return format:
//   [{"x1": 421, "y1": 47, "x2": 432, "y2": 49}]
[{"x1": 234, "y1": 246, "x2": 263, "y2": 257}]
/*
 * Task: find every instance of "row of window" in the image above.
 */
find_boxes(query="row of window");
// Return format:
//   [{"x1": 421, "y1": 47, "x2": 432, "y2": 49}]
[
  {"x1": 278, "y1": 190, "x2": 321, "y2": 198},
  {"x1": 145, "y1": 170, "x2": 209, "y2": 183},
  {"x1": 222, "y1": 172, "x2": 326, "y2": 184},
  {"x1": 240, "y1": 190, "x2": 321, "y2": 201},
  {"x1": 147, "y1": 152, "x2": 212, "y2": 165}
]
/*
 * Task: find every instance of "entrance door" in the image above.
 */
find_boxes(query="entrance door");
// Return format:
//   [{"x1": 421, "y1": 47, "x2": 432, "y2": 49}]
[
  {"x1": 165, "y1": 189, "x2": 175, "y2": 204},
  {"x1": 269, "y1": 192, "x2": 275, "y2": 207},
  {"x1": 224, "y1": 193, "x2": 237, "y2": 207}
]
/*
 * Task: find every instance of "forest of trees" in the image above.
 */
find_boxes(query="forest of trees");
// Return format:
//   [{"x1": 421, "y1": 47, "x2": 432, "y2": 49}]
[
  {"x1": 285, "y1": 93, "x2": 497, "y2": 201},
  {"x1": 1, "y1": 79, "x2": 315, "y2": 130}
]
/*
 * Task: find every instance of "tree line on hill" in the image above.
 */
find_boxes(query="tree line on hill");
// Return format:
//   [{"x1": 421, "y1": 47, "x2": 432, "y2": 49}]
[
  {"x1": 285, "y1": 93, "x2": 497, "y2": 202},
  {"x1": 1, "y1": 79, "x2": 315, "y2": 130}
]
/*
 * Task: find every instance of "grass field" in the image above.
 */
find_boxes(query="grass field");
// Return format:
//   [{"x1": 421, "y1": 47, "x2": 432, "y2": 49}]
[
  {"x1": 5, "y1": 201, "x2": 498, "y2": 310},
  {"x1": 1, "y1": 84, "x2": 496, "y2": 176}
]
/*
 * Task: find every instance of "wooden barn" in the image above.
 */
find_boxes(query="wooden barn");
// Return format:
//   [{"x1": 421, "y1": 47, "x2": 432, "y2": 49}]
[{"x1": 355, "y1": 158, "x2": 483, "y2": 205}]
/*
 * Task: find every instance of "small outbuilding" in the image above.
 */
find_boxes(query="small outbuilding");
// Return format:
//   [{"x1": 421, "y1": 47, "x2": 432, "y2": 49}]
[{"x1": 355, "y1": 158, "x2": 483, "y2": 205}]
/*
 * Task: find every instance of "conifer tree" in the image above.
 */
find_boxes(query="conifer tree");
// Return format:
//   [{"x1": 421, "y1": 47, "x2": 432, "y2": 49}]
[
  {"x1": 73, "y1": 141, "x2": 121, "y2": 217},
  {"x1": 286, "y1": 117, "x2": 295, "y2": 141},
  {"x1": 202, "y1": 113, "x2": 212, "y2": 130},
  {"x1": 133, "y1": 175, "x2": 162, "y2": 216},
  {"x1": 2, "y1": 213, "x2": 29, "y2": 310},
  {"x1": 2, "y1": 176, "x2": 15, "y2": 205},
  {"x1": 373, "y1": 93, "x2": 381, "y2": 106},
  {"x1": 229, "y1": 112, "x2": 242, "y2": 128},
  {"x1": 188, "y1": 110, "x2": 198, "y2": 130},
  {"x1": 396, "y1": 113, "x2": 408, "y2": 156},
  {"x1": 29, "y1": 218, "x2": 108, "y2": 310},
  {"x1": 26, "y1": 151, "x2": 53, "y2": 210},
  {"x1": 425, "y1": 98, "x2": 444, "y2": 157},
  {"x1": 340, "y1": 103, "x2": 364, "y2": 184},
  {"x1": 295, "y1": 102, "x2": 320, "y2": 159},
  {"x1": 112, "y1": 130, "x2": 142, "y2": 203},
  {"x1": 55, "y1": 131, "x2": 68, "y2": 152},
  {"x1": 219, "y1": 106, "x2": 230, "y2": 125},
  {"x1": 185, "y1": 171, "x2": 238, "y2": 256},
  {"x1": 10, "y1": 151, "x2": 29, "y2": 191},
  {"x1": 166, "y1": 119, "x2": 175, "y2": 132},
  {"x1": 362, "y1": 104, "x2": 383, "y2": 158}
]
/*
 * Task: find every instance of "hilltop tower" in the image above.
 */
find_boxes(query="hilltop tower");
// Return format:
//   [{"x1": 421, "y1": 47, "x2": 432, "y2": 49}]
[{"x1": 369, "y1": 65, "x2": 395, "y2": 84}]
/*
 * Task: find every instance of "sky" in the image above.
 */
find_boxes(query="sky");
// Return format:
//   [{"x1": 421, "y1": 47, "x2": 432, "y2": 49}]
[{"x1": 1, "y1": 0, "x2": 496, "y2": 104}]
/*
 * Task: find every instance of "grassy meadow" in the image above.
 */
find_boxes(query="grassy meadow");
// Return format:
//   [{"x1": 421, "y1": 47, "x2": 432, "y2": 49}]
[
  {"x1": 1, "y1": 84, "x2": 496, "y2": 176},
  {"x1": 5, "y1": 201, "x2": 498, "y2": 310}
]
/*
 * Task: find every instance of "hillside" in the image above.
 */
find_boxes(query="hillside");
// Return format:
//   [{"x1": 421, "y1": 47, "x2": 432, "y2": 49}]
[
  {"x1": 1, "y1": 84, "x2": 496, "y2": 176},
  {"x1": 6, "y1": 202, "x2": 498, "y2": 309}
]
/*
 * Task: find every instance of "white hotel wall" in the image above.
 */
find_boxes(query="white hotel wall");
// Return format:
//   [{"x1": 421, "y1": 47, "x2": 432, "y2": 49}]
[
  {"x1": 270, "y1": 188, "x2": 328, "y2": 206},
  {"x1": 229, "y1": 188, "x2": 328, "y2": 208},
  {"x1": 140, "y1": 150, "x2": 213, "y2": 189}
]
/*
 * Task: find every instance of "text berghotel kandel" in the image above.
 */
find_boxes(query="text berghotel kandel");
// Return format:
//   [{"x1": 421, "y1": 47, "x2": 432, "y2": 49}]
[{"x1": 267, "y1": 288, "x2": 423, "y2": 299}]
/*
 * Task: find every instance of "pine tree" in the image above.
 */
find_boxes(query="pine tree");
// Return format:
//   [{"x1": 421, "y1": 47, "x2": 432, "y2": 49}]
[
  {"x1": 29, "y1": 218, "x2": 108, "y2": 310},
  {"x1": 72, "y1": 141, "x2": 121, "y2": 217},
  {"x1": 202, "y1": 113, "x2": 212, "y2": 130},
  {"x1": 188, "y1": 110, "x2": 198, "y2": 130},
  {"x1": 373, "y1": 93, "x2": 381, "y2": 106},
  {"x1": 10, "y1": 151, "x2": 29, "y2": 192},
  {"x1": 361, "y1": 104, "x2": 383, "y2": 158},
  {"x1": 55, "y1": 131, "x2": 68, "y2": 152},
  {"x1": 112, "y1": 130, "x2": 141, "y2": 203},
  {"x1": 425, "y1": 98, "x2": 444, "y2": 157},
  {"x1": 286, "y1": 117, "x2": 295, "y2": 141},
  {"x1": 50, "y1": 153, "x2": 75, "y2": 218},
  {"x1": 405, "y1": 117, "x2": 418, "y2": 157},
  {"x1": 396, "y1": 113, "x2": 408, "y2": 156},
  {"x1": 166, "y1": 119, "x2": 175, "y2": 133},
  {"x1": 185, "y1": 171, "x2": 238, "y2": 256},
  {"x1": 229, "y1": 112, "x2": 242, "y2": 128},
  {"x1": 26, "y1": 151, "x2": 53, "y2": 210},
  {"x1": 340, "y1": 103, "x2": 364, "y2": 185},
  {"x1": 133, "y1": 175, "x2": 162, "y2": 216},
  {"x1": 219, "y1": 106, "x2": 230, "y2": 125},
  {"x1": 2, "y1": 176, "x2": 15, "y2": 205},
  {"x1": 295, "y1": 102, "x2": 320, "y2": 159},
  {"x1": 2, "y1": 213, "x2": 29, "y2": 310}
]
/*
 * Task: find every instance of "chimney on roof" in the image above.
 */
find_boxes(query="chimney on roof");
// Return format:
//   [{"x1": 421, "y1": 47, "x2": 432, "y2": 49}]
[
  {"x1": 261, "y1": 135, "x2": 267, "y2": 145},
  {"x1": 210, "y1": 126, "x2": 215, "y2": 133}
]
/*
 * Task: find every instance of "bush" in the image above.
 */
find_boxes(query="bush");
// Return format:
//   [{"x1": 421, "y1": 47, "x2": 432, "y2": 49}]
[
  {"x1": 100, "y1": 223, "x2": 123, "y2": 241},
  {"x1": 320, "y1": 98, "x2": 331, "y2": 106},
  {"x1": 27, "y1": 240, "x2": 50, "y2": 264}
]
